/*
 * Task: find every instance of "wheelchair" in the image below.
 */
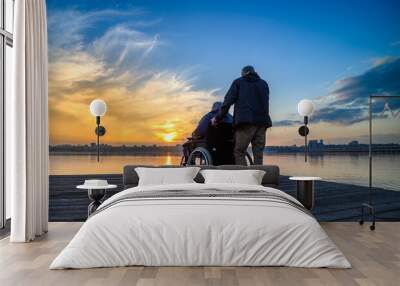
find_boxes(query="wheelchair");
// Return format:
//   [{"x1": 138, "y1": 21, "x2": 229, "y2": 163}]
[{"x1": 180, "y1": 123, "x2": 254, "y2": 166}]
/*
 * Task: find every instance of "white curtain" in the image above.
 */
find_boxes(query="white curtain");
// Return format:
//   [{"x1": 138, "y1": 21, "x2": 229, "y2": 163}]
[{"x1": 9, "y1": 0, "x2": 49, "y2": 242}]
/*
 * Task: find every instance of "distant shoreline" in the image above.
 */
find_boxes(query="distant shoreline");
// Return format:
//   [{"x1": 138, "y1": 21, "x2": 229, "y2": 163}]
[{"x1": 49, "y1": 142, "x2": 400, "y2": 156}]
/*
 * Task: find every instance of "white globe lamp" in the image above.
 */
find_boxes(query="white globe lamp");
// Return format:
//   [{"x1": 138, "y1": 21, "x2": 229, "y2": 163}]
[
  {"x1": 90, "y1": 99, "x2": 107, "y2": 117},
  {"x1": 89, "y1": 99, "x2": 107, "y2": 162},
  {"x1": 297, "y1": 99, "x2": 314, "y2": 117}
]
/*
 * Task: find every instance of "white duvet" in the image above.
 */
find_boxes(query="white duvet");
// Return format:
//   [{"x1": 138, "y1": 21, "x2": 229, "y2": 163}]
[{"x1": 50, "y1": 183, "x2": 351, "y2": 269}]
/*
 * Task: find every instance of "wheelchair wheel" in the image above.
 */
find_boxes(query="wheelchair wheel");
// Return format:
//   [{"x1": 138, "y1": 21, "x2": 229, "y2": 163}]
[
  {"x1": 187, "y1": 147, "x2": 213, "y2": 166},
  {"x1": 245, "y1": 152, "x2": 254, "y2": 165}
]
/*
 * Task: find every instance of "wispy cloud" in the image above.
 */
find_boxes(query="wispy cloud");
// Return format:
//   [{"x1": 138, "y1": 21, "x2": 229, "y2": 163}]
[
  {"x1": 48, "y1": 9, "x2": 144, "y2": 53},
  {"x1": 48, "y1": 9, "x2": 217, "y2": 145},
  {"x1": 275, "y1": 57, "x2": 400, "y2": 128},
  {"x1": 312, "y1": 56, "x2": 400, "y2": 124},
  {"x1": 273, "y1": 119, "x2": 302, "y2": 127}
]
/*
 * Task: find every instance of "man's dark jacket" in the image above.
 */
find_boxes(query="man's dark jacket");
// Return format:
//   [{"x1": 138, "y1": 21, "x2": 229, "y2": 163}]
[{"x1": 215, "y1": 73, "x2": 272, "y2": 128}]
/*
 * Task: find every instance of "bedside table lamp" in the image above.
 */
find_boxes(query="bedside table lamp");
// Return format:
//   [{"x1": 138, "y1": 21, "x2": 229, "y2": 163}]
[
  {"x1": 297, "y1": 99, "x2": 315, "y2": 162},
  {"x1": 90, "y1": 99, "x2": 107, "y2": 162}
]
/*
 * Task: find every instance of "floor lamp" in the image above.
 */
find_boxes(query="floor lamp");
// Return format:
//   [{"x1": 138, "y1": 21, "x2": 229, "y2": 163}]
[
  {"x1": 89, "y1": 99, "x2": 107, "y2": 162},
  {"x1": 359, "y1": 95, "x2": 400, "y2": 230},
  {"x1": 297, "y1": 99, "x2": 315, "y2": 162}
]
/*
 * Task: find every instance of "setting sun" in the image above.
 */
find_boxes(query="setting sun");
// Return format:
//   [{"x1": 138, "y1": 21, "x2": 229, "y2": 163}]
[{"x1": 163, "y1": 132, "x2": 177, "y2": 142}]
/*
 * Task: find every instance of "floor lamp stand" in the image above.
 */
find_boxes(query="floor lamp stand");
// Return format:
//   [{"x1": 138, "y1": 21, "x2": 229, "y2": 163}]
[
  {"x1": 359, "y1": 95, "x2": 400, "y2": 231},
  {"x1": 359, "y1": 96, "x2": 376, "y2": 230}
]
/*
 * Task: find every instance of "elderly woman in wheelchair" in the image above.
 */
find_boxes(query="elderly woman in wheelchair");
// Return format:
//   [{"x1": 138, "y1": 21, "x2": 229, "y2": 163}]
[{"x1": 181, "y1": 102, "x2": 254, "y2": 166}]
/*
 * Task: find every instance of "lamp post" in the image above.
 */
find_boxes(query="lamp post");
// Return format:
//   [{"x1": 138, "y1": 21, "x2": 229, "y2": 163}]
[
  {"x1": 89, "y1": 99, "x2": 107, "y2": 162},
  {"x1": 297, "y1": 99, "x2": 315, "y2": 162}
]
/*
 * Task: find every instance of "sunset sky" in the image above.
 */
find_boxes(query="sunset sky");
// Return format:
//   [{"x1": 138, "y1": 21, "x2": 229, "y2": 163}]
[{"x1": 47, "y1": 0, "x2": 400, "y2": 146}]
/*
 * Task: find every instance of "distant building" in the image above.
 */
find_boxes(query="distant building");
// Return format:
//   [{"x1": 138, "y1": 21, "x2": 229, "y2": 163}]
[
  {"x1": 308, "y1": 139, "x2": 324, "y2": 150},
  {"x1": 348, "y1": 140, "x2": 359, "y2": 146}
]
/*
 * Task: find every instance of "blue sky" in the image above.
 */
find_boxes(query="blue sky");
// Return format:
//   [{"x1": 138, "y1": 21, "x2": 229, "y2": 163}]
[{"x1": 47, "y1": 0, "x2": 400, "y2": 145}]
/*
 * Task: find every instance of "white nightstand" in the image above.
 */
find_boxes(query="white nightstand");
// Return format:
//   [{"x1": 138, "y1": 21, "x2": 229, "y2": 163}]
[{"x1": 289, "y1": 177, "x2": 321, "y2": 210}]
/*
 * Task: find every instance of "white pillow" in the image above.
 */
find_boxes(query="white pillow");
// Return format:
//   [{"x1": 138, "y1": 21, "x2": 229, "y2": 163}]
[
  {"x1": 200, "y1": 169, "x2": 265, "y2": 185},
  {"x1": 135, "y1": 167, "x2": 200, "y2": 186}
]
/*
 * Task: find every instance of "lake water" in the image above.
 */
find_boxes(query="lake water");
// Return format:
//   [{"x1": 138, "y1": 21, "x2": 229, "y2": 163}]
[{"x1": 49, "y1": 153, "x2": 400, "y2": 191}]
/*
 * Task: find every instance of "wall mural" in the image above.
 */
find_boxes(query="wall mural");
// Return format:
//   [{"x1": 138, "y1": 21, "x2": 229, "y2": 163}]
[{"x1": 47, "y1": 1, "x2": 400, "y2": 190}]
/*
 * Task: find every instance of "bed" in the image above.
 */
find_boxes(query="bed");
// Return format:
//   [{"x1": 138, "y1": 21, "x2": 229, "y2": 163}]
[{"x1": 50, "y1": 165, "x2": 350, "y2": 269}]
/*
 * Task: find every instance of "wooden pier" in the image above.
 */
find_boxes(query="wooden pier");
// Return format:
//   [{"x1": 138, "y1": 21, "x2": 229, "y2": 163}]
[{"x1": 49, "y1": 175, "x2": 400, "y2": 222}]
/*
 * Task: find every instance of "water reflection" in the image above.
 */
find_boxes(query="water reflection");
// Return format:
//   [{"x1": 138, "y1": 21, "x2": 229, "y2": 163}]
[
  {"x1": 164, "y1": 154, "x2": 174, "y2": 165},
  {"x1": 49, "y1": 153, "x2": 400, "y2": 191}
]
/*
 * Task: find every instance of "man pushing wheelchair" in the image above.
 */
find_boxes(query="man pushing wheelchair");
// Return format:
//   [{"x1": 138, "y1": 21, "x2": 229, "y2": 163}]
[{"x1": 182, "y1": 65, "x2": 272, "y2": 166}]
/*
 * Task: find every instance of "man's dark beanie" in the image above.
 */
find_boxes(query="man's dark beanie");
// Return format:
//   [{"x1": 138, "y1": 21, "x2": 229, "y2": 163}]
[{"x1": 242, "y1": 65, "x2": 255, "y2": 74}]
